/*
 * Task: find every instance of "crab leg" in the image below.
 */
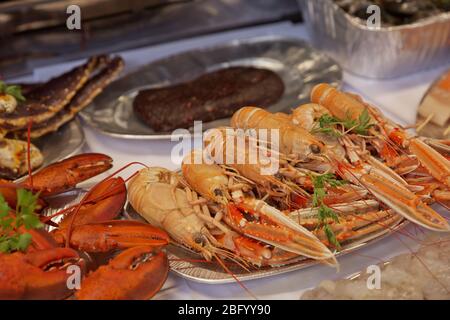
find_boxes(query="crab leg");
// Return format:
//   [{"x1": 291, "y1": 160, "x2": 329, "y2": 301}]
[{"x1": 20, "y1": 56, "x2": 124, "y2": 139}]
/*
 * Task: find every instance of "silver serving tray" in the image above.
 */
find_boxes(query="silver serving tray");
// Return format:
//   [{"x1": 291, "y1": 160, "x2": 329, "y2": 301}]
[
  {"x1": 125, "y1": 202, "x2": 407, "y2": 284},
  {"x1": 35, "y1": 119, "x2": 85, "y2": 168},
  {"x1": 80, "y1": 36, "x2": 342, "y2": 139},
  {"x1": 299, "y1": 0, "x2": 450, "y2": 79}
]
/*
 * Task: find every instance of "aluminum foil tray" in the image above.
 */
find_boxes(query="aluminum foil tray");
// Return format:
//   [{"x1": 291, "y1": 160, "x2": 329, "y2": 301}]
[
  {"x1": 80, "y1": 36, "x2": 342, "y2": 139},
  {"x1": 299, "y1": 0, "x2": 450, "y2": 79}
]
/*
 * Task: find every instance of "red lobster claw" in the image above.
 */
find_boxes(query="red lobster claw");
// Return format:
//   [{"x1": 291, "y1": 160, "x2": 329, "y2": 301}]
[
  {"x1": 76, "y1": 246, "x2": 169, "y2": 300},
  {"x1": 58, "y1": 177, "x2": 127, "y2": 228},
  {"x1": 53, "y1": 220, "x2": 170, "y2": 252},
  {"x1": 0, "y1": 248, "x2": 83, "y2": 300},
  {"x1": 21, "y1": 153, "x2": 113, "y2": 196}
]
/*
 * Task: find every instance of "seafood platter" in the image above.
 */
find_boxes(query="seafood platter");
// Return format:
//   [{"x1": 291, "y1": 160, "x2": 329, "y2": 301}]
[
  {"x1": 1, "y1": 69, "x2": 450, "y2": 298},
  {"x1": 0, "y1": 12, "x2": 449, "y2": 297}
]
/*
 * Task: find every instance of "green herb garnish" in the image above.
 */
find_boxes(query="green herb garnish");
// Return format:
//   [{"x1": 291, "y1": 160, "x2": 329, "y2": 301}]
[
  {"x1": 312, "y1": 108, "x2": 374, "y2": 137},
  {"x1": 0, "y1": 81, "x2": 26, "y2": 102},
  {"x1": 312, "y1": 114, "x2": 343, "y2": 137},
  {"x1": 344, "y1": 109, "x2": 373, "y2": 135},
  {"x1": 0, "y1": 189, "x2": 43, "y2": 253},
  {"x1": 310, "y1": 173, "x2": 346, "y2": 249}
]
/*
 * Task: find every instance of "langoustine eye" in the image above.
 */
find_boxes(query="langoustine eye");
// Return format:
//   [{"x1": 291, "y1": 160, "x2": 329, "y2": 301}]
[
  {"x1": 310, "y1": 144, "x2": 321, "y2": 154},
  {"x1": 194, "y1": 233, "x2": 206, "y2": 246}
]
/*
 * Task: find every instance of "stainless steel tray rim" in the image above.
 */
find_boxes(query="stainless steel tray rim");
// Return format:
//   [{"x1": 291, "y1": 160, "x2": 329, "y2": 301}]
[
  {"x1": 168, "y1": 219, "x2": 408, "y2": 284},
  {"x1": 140, "y1": 183, "x2": 408, "y2": 285}
]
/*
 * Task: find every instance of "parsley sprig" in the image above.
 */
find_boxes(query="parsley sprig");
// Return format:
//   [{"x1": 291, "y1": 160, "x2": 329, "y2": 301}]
[
  {"x1": 310, "y1": 173, "x2": 346, "y2": 249},
  {"x1": 0, "y1": 189, "x2": 43, "y2": 253},
  {"x1": 312, "y1": 109, "x2": 374, "y2": 137},
  {"x1": 0, "y1": 81, "x2": 26, "y2": 102}
]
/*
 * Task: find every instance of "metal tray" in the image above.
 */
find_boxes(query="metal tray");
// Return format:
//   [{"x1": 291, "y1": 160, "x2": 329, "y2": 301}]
[
  {"x1": 299, "y1": 0, "x2": 450, "y2": 79},
  {"x1": 80, "y1": 36, "x2": 342, "y2": 139},
  {"x1": 35, "y1": 119, "x2": 85, "y2": 168},
  {"x1": 125, "y1": 202, "x2": 407, "y2": 284}
]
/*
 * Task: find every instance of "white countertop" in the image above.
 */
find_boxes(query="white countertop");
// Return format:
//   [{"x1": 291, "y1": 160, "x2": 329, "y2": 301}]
[{"x1": 10, "y1": 21, "x2": 450, "y2": 300}]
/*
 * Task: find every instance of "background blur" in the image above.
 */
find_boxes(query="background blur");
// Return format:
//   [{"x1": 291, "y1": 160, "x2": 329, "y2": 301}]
[{"x1": 0, "y1": 0, "x2": 301, "y2": 78}]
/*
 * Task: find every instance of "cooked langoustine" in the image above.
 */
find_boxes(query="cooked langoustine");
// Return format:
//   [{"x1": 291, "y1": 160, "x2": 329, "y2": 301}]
[
  {"x1": 306, "y1": 83, "x2": 450, "y2": 231},
  {"x1": 229, "y1": 88, "x2": 449, "y2": 232},
  {"x1": 231, "y1": 106, "x2": 325, "y2": 160},
  {"x1": 311, "y1": 83, "x2": 450, "y2": 188},
  {"x1": 200, "y1": 129, "x2": 404, "y2": 246},
  {"x1": 127, "y1": 166, "x2": 298, "y2": 267},
  {"x1": 181, "y1": 150, "x2": 337, "y2": 264}
]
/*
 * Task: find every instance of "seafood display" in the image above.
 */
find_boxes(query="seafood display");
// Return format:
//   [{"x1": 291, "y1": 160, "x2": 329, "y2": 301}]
[
  {"x1": 0, "y1": 153, "x2": 169, "y2": 300},
  {"x1": 125, "y1": 82, "x2": 450, "y2": 289},
  {"x1": 128, "y1": 164, "x2": 336, "y2": 268},
  {"x1": 0, "y1": 55, "x2": 124, "y2": 180},
  {"x1": 230, "y1": 84, "x2": 450, "y2": 232},
  {"x1": 334, "y1": 0, "x2": 450, "y2": 26},
  {"x1": 301, "y1": 233, "x2": 450, "y2": 299},
  {"x1": 133, "y1": 67, "x2": 284, "y2": 132}
]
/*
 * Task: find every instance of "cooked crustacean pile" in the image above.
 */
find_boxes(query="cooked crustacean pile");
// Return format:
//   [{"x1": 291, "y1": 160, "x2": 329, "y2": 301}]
[
  {"x1": 0, "y1": 153, "x2": 169, "y2": 300},
  {"x1": 128, "y1": 83, "x2": 450, "y2": 271},
  {"x1": 0, "y1": 55, "x2": 124, "y2": 180}
]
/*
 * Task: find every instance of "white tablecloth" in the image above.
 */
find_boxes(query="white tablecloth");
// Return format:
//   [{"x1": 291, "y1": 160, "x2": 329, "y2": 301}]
[{"x1": 11, "y1": 21, "x2": 450, "y2": 299}]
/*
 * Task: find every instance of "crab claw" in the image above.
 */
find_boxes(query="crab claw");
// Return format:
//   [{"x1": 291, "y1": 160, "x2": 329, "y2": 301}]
[
  {"x1": 76, "y1": 246, "x2": 168, "y2": 300},
  {"x1": 21, "y1": 153, "x2": 113, "y2": 196},
  {"x1": 53, "y1": 220, "x2": 170, "y2": 252},
  {"x1": 226, "y1": 201, "x2": 336, "y2": 264},
  {"x1": 0, "y1": 248, "x2": 82, "y2": 300},
  {"x1": 360, "y1": 174, "x2": 450, "y2": 232}
]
